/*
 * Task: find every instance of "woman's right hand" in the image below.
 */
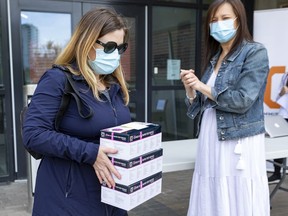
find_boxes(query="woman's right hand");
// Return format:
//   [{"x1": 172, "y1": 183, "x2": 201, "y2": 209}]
[
  {"x1": 93, "y1": 146, "x2": 121, "y2": 188},
  {"x1": 279, "y1": 86, "x2": 288, "y2": 97},
  {"x1": 180, "y1": 69, "x2": 198, "y2": 97},
  {"x1": 180, "y1": 68, "x2": 213, "y2": 100}
]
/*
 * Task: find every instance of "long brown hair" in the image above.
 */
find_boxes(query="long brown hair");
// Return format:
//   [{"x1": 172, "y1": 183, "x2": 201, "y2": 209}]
[
  {"x1": 54, "y1": 7, "x2": 130, "y2": 105},
  {"x1": 202, "y1": 0, "x2": 253, "y2": 73}
]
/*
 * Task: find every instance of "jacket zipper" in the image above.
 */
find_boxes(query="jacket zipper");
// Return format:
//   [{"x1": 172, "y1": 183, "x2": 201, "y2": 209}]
[
  {"x1": 65, "y1": 163, "x2": 72, "y2": 198},
  {"x1": 104, "y1": 93, "x2": 118, "y2": 126}
]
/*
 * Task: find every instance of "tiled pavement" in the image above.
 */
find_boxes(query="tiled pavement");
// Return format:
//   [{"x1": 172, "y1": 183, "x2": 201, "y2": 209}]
[
  {"x1": 0, "y1": 170, "x2": 288, "y2": 216},
  {"x1": 0, "y1": 179, "x2": 30, "y2": 216}
]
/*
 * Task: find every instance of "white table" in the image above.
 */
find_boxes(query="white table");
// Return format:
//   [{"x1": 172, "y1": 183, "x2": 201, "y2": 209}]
[
  {"x1": 162, "y1": 137, "x2": 288, "y2": 200},
  {"x1": 265, "y1": 136, "x2": 288, "y2": 200},
  {"x1": 162, "y1": 139, "x2": 197, "y2": 173},
  {"x1": 265, "y1": 136, "x2": 288, "y2": 159}
]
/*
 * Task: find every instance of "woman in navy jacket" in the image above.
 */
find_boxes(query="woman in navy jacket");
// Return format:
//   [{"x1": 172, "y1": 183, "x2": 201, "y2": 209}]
[{"x1": 22, "y1": 7, "x2": 130, "y2": 216}]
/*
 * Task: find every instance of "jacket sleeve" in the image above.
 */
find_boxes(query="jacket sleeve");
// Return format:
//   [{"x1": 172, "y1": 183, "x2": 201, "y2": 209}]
[
  {"x1": 185, "y1": 92, "x2": 202, "y2": 120},
  {"x1": 211, "y1": 43, "x2": 269, "y2": 114},
  {"x1": 22, "y1": 69, "x2": 98, "y2": 165}
]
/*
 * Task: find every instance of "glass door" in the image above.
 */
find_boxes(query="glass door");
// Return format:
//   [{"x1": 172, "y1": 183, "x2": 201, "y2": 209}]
[
  {"x1": 0, "y1": 0, "x2": 14, "y2": 182},
  {"x1": 150, "y1": 6, "x2": 198, "y2": 141},
  {"x1": 10, "y1": 0, "x2": 81, "y2": 180},
  {"x1": 83, "y1": 4, "x2": 146, "y2": 122}
]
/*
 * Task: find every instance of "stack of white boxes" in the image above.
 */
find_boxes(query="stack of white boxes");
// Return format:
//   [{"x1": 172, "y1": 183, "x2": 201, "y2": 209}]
[{"x1": 100, "y1": 122, "x2": 162, "y2": 211}]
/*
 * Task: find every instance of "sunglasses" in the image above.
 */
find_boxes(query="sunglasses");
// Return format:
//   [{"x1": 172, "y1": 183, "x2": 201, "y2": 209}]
[{"x1": 96, "y1": 40, "x2": 128, "y2": 55}]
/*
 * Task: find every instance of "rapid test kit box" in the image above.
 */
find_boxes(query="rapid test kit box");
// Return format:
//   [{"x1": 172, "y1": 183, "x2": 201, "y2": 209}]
[
  {"x1": 100, "y1": 122, "x2": 163, "y2": 211},
  {"x1": 110, "y1": 148, "x2": 163, "y2": 185},
  {"x1": 100, "y1": 122, "x2": 162, "y2": 159},
  {"x1": 101, "y1": 172, "x2": 162, "y2": 211}
]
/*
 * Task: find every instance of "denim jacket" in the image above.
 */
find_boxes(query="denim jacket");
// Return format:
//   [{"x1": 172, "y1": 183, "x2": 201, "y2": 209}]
[{"x1": 186, "y1": 40, "x2": 269, "y2": 141}]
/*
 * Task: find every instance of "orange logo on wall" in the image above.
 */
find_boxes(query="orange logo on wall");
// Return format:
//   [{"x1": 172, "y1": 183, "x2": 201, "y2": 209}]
[{"x1": 264, "y1": 66, "x2": 286, "y2": 109}]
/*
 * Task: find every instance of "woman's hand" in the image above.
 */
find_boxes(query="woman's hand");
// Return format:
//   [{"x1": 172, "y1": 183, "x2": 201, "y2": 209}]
[
  {"x1": 93, "y1": 146, "x2": 121, "y2": 188},
  {"x1": 180, "y1": 69, "x2": 200, "y2": 100},
  {"x1": 180, "y1": 68, "x2": 213, "y2": 100},
  {"x1": 279, "y1": 86, "x2": 288, "y2": 97},
  {"x1": 180, "y1": 69, "x2": 201, "y2": 90}
]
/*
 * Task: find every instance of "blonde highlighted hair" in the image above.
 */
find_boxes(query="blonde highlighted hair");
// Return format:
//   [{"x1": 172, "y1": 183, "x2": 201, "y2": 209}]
[{"x1": 54, "y1": 7, "x2": 129, "y2": 105}]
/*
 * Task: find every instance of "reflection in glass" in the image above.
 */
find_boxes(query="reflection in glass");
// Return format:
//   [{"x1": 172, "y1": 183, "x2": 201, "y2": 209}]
[
  {"x1": 0, "y1": 17, "x2": 3, "y2": 85},
  {"x1": 121, "y1": 17, "x2": 135, "y2": 88},
  {"x1": 0, "y1": 4, "x2": 7, "y2": 177},
  {"x1": 151, "y1": 90, "x2": 194, "y2": 141},
  {"x1": 201, "y1": 11, "x2": 207, "y2": 69},
  {"x1": 152, "y1": 7, "x2": 196, "y2": 87},
  {"x1": 121, "y1": 18, "x2": 137, "y2": 121},
  {"x1": 21, "y1": 11, "x2": 71, "y2": 84},
  {"x1": 152, "y1": 7, "x2": 197, "y2": 141},
  {"x1": 0, "y1": 97, "x2": 7, "y2": 176},
  {"x1": 161, "y1": 0, "x2": 196, "y2": 3},
  {"x1": 203, "y1": 0, "x2": 213, "y2": 4},
  {"x1": 255, "y1": 0, "x2": 288, "y2": 10}
]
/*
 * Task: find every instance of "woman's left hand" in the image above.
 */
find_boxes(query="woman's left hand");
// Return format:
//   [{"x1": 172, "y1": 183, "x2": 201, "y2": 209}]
[{"x1": 93, "y1": 146, "x2": 121, "y2": 188}]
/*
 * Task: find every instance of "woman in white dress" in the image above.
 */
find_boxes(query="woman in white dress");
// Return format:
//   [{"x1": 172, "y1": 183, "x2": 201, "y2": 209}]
[{"x1": 180, "y1": 0, "x2": 270, "y2": 215}]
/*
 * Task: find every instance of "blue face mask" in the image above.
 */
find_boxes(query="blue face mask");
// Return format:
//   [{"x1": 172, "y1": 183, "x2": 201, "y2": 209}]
[
  {"x1": 88, "y1": 48, "x2": 120, "y2": 75},
  {"x1": 210, "y1": 18, "x2": 237, "y2": 43}
]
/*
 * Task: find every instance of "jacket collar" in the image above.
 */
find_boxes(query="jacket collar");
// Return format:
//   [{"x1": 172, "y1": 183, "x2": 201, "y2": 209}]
[
  {"x1": 211, "y1": 40, "x2": 248, "y2": 63},
  {"x1": 70, "y1": 62, "x2": 122, "y2": 97}
]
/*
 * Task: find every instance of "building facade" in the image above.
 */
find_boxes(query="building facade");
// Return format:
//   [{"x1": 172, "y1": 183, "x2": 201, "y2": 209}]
[{"x1": 0, "y1": 0, "x2": 285, "y2": 183}]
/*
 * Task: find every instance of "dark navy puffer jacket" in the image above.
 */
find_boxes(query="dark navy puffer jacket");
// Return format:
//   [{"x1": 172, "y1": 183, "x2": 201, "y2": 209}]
[{"x1": 22, "y1": 67, "x2": 131, "y2": 216}]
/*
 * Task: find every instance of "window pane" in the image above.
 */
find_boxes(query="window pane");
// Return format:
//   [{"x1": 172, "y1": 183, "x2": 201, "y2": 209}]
[
  {"x1": 0, "y1": 97, "x2": 7, "y2": 176},
  {"x1": 120, "y1": 17, "x2": 137, "y2": 121},
  {"x1": 255, "y1": 0, "x2": 288, "y2": 10},
  {"x1": 122, "y1": 17, "x2": 135, "y2": 86},
  {"x1": 152, "y1": 7, "x2": 196, "y2": 87},
  {"x1": 200, "y1": 10, "x2": 207, "y2": 69},
  {"x1": 160, "y1": 0, "x2": 196, "y2": 3},
  {"x1": 203, "y1": 0, "x2": 213, "y2": 4},
  {"x1": 151, "y1": 90, "x2": 195, "y2": 141},
  {"x1": 152, "y1": 6, "x2": 197, "y2": 141},
  {"x1": 0, "y1": 2, "x2": 7, "y2": 177},
  {"x1": 0, "y1": 14, "x2": 3, "y2": 85},
  {"x1": 21, "y1": 11, "x2": 71, "y2": 84}
]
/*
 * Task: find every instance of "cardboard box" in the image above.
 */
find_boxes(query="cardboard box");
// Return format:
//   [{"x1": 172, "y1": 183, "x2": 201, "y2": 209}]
[
  {"x1": 100, "y1": 122, "x2": 162, "y2": 160},
  {"x1": 101, "y1": 172, "x2": 162, "y2": 211},
  {"x1": 110, "y1": 148, "x2": 163, "y2": 185}
]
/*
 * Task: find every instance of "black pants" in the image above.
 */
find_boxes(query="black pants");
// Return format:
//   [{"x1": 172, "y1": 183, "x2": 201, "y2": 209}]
[
  {"x1": 273, "y1": 158, "x2": 284, "y2": 175},
  {"x1": 273, "y1": 118, "x2": 288, "y2": 175}
]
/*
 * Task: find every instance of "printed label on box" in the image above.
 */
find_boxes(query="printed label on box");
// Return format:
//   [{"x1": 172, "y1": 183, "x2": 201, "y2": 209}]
[
  {"x1": 100, "y1": 133, "x2": 162, "y2": 160},
  {"x1": 101, "y1": 176, "x2": 162, "y2": 211},
  {"x1": 102, "y1": 172, "x2": 162, "y2": 194},
  {"x1": 100, "y1": 122, "x2": 161, "y2": 142},
  {"x1": 110, "y1": 148, "x2": 163, "y2": 168}
]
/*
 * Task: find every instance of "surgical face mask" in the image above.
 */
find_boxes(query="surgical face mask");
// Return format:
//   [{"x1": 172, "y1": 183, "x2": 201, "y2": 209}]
[
  {"x1": 88, "y1": 48, "x2": 120, "y2": 75},
  {"x1": 210, "y1": 18, "x2": 237, "y2": 43}
]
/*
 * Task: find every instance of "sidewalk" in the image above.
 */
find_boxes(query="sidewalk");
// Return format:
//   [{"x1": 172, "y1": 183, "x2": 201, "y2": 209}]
[
  {"x1": 0, "y1": 170, "x2": 287, "y2": 216},
  {"x1": 0, "y1": 180, "x2": 30, "y2": 216},
  {"x1": 0, "y1": 171, "x2": 191, "y2": 216}
]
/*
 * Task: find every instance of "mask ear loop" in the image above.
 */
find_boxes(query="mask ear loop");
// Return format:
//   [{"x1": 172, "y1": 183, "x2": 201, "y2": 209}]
[
  {"x1": 88, "y1": 46, "x2": 98, "y2": 61},
  {"x1": 233, "y1": 17, "x2": 240, "y2": 31},
  {"x1": 234, "y1": 139, "x2": 245, "y2": 170}
]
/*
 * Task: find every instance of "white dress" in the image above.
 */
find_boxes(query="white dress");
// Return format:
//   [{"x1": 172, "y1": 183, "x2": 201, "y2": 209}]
[{"x1": 187, "y1": 72, "x2": 270, "y2": 216}]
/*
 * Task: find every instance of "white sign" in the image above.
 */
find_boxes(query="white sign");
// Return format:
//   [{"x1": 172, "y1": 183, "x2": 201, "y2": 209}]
[
  {"x1": 167, "y1": 59, "x2": 181, "y2": 80},
  {"x1": 254, "y1": 8, "x2": 288, "y2": 114}
]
